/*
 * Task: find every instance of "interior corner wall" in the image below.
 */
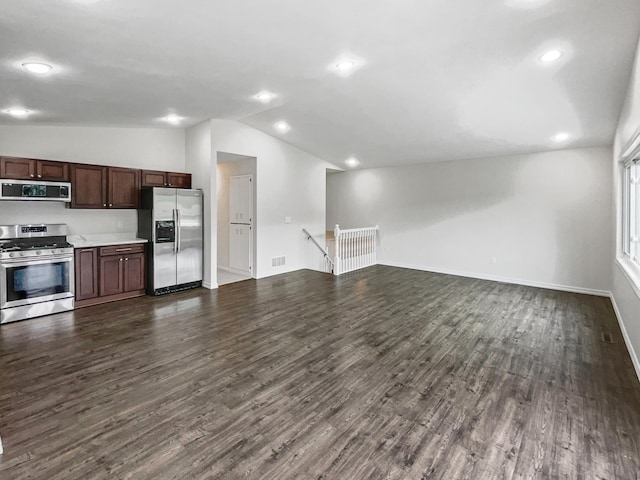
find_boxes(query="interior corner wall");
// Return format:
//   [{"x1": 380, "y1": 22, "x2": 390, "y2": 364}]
[
  {"x1": 186, "y1": 119, "x2": 333, "y2": 288},
  {"x1": 612, "y1": 34, "x2": 640, "y2": 378},
  {"x1": 327, "y1": 146, "x2": 613, "y2": 294},
  {"x1": 185, "y1": 120, "x2": 214, "y2": 287},
  {"x1": 216, "y1": 157, "x2": 257, "y2": 270},
  {"x1": 0, "y1": 124, "x2": 185, "y2": 236}
]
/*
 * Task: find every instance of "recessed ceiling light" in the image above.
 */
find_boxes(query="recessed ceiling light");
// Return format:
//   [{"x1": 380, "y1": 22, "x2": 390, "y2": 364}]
[
  {"x1": 553, "y1": 132, "x2": 570, "y2": 142},
  {"x1": 5, "y1": 108, "x2": 31, "y2": 117},
  {"x1": 345, "y1": 157, "x2": 359, "y2": 168},
  {"x1": 255, "y1": 91, "x2": 275, "y2": 103},
  {"x1": 274, "y1": 121, "x2": 290, "y2": 133},
  {"x1": 21, "y1": 62, "x2": 53, "y2": 74},
  {"x1": 336, "y1": 60, "x2": 356, "y2": 72},
  {"x1": 540, "y1": 49, "x2": 562, "y2": 63},
  {"x1": 163, "y1": 114, "x2": 182, "y2": 125}
]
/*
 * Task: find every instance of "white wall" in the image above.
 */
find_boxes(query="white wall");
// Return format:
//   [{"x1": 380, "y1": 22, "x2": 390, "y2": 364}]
[
  {"x1": 217, "y1": 156, "x2": 256, "y2": 269},
  {"x1": 613, "y1": 35, "x2": 640, "y2": 378},
  {"x1": 328, "y1": 146, "x2": 613, "y2": 294},
  {"x1": 0, "y1": 125, "x2": 186, "y2": 235},
  {"x1": 185, "y1": 119, "x2": 336, "y2": 287},
  {"x1": 185, "y1": 121, "x2": 213, "y2": 286}
]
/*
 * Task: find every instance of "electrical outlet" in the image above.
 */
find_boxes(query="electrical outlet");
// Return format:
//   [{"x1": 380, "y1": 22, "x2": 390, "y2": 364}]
[
  {"x1": 285, "y1": 216, "x2": 291, "y2": 224},
  {"x1": 491, "y1": 257, "x2": 497, "y2": 264},
  {"x1": 117, "y1": 220, "x2": 124, "y2": 230}
]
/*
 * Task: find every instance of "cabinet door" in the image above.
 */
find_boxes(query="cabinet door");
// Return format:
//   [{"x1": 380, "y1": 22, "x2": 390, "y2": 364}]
[
  {"x1": 75, "y1": 248, "x2": 99, "y2": 301},
  {"x1": 141, "y1": 170, "x2": 168, "y2": 187},
  {"x1": 71, "y1": 164, "x2": 108, "y2": 208},
  {"x1": 123, "y1": 253, "x2": 145, "y2": 292},
  {"x1": 108, "y1": 167, "x2": 140, "y2": 208},
  {"x1": 99, "y1": 256, "x2": 124, "y2": 296},
  {"x1": 229, "y1": 175, "x2": 253, "y2": 224},
  {"x1": 37, "y1": 160, "x2": 69, "y2": 181},
  {"x1": 0, "y1": 156, "x2": 35, "y2": 180},
  {"x1": 229, "y1": 224, "x2": 252, "y2": 274},
  {"x1": 167, "y1": 172, "x2": 191, "y2": 189}
]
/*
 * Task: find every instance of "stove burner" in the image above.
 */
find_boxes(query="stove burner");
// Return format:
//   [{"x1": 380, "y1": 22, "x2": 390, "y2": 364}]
[{"x1": 0, "y1": 240, "x2": 74, "y2": 253}]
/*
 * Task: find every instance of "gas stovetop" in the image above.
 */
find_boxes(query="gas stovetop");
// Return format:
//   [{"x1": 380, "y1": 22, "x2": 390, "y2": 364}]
[
  {"x1": 0, "y1": 242, "x2": 74, "y2": 260},
  {"x1": 0, "y1": 241, "x2": 74, "y2": 252},
  {"x1": 0, "y1": 224, "x2": 74, "y2": 260}
]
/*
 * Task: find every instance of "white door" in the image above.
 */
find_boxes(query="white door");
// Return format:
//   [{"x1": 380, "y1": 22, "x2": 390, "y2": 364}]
[
  {"x1": 229, "y1": 175, "x2": 253, "y2": 275},
  {"x1": 229, "y1": 175, "x2": 253, "y2": 225},
  {"x1": 229, "y1": 224, "x2": 252, "y2": 273}
]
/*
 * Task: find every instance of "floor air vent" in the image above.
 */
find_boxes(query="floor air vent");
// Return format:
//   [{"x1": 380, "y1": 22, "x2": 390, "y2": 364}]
[
  {"x1": 601, "y1": 332, "x2": 614, "y2": 344},
  {"x1": 272, "y1": 256, "x2": 286, "y2": 267}
]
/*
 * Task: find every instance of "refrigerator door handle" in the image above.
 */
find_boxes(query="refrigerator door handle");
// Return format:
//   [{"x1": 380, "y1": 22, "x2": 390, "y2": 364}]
[
  {"x1": 176, "y1": 208, "x2": 181, "y2": 253},
  {"x1": 173, "y1": 209, "x2": 178, "y2": 254}
]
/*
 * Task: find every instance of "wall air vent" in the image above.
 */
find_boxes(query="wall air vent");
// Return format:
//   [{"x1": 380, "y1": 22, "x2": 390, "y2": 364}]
[{"x1": 272, "y1": 256, "x2": 286, "y2": 267}]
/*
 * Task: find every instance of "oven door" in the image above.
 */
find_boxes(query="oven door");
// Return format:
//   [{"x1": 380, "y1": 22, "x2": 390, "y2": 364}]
[{"x1": 0, "y1": 255, "x2": 75, "y2": 309}]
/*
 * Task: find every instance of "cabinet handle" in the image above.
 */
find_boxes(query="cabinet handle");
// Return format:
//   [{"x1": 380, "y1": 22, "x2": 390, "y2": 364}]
[
  {"x1": 109, "y1": 203, "x2": 112, "y2": 207},
  {"x1": 103, "y1": 204, "x2": 106, "y2": 207},
  {"x1": 125, "y1": 257, "x2": 129, "y2": 261},
  {"x1": 30, "y1": 174, "x2": 34, "y2": 178},
  {"x1": 168, "y1": 183, "x2": 172, "y2": 186},
  {"x1": 119, "y1": 258, "x2": 123, "y2": 262},
  {"x1": 37, "y1": 174, "x2": 42, "y2": 178}
]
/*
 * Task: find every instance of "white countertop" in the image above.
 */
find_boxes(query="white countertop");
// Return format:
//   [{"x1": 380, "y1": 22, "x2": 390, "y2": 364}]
[{"x1": 68, "y1": 233, "x2": 148, "y2": 248}]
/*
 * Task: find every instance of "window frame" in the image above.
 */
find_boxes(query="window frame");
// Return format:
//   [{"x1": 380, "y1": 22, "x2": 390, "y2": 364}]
[
  {"x1": 623, "y1": 159, "x2": 639, "y2": 263},
  {"x1": 619, "y1": 131, "x2": 640, "y2": 298}
]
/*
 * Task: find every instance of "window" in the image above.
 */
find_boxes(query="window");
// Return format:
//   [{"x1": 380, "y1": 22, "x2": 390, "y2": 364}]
[{"x1": 623, "y1": 158, "x2": 640, "y2": 267}]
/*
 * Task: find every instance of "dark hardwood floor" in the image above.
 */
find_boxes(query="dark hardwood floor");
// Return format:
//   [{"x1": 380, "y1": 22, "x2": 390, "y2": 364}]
[{"x1": 1, "y1": 266, "x2": 639, "y2": 479}]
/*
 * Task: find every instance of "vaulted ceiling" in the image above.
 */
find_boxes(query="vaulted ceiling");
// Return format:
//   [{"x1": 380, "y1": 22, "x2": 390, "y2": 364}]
[{"x1": 1, "y1": 0, "x2": 639, "y2": 168}]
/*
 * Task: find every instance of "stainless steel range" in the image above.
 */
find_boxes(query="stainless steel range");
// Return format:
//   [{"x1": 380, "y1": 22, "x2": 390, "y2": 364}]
[{"x1": 0, "y1": 224, "x2": 75, "y2": 324}]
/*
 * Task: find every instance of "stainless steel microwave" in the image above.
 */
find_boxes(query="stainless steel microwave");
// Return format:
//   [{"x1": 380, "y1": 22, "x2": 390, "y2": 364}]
[{"x1": 0, "y1": 179, "x2": 71, "y2": 202}]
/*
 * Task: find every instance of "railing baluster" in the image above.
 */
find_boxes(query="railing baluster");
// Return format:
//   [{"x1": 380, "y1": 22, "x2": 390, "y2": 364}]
[{"x1": 323, "y1": 225, "x2": 379, "y2": 275}]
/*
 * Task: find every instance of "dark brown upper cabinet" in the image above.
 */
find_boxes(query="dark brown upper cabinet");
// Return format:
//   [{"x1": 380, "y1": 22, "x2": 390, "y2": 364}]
[
  {"x1": 1, "y1": 156, "x2": 69, "y2": 181},
  {"x1": 70, "y1": 164, "x2": 139, "y2": 209},
  {"x1": 109, "y1": 167, "x2": 139, "y2": 208},
  {"x1": 141, "y1": 170, "x2": 168, "y2": 187},
  {"x1": 141, "y1": 169, "x2": 192, "y2": 189},
  {"x1": 167, "y1": 172, "x2": 191, "y2": 189},
  {"x1": 71, "y1": 164, "x2": 108, "y2": 208}
]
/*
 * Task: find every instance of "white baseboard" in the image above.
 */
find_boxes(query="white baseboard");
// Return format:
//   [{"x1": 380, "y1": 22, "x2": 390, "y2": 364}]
[
  {"x1": 609, "y1": 293, "x2": 640, "y2": 382},
  {"x1": 379, "y1": 261, "x2": 610, "y2": 297},
  {"x1": 218, "y1": 266, "x2": 252, "y2": 276},
  {"x1": 202, "y1": 281, "x2": 218, "y2": 290}
]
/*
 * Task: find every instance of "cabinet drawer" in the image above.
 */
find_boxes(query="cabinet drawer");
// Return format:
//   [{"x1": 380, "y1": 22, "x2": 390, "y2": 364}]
[{"x1": 99, "y1": 244, "x2": 145, "y2": 256}]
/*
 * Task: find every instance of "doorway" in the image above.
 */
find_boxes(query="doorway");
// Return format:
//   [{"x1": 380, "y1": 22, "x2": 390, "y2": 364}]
[{"x1": 216, "y1": 152, "x2": 257, "y2": 286}]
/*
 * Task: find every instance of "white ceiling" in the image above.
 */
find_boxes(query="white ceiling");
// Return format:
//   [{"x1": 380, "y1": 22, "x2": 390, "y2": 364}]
[{"x1": 1, "y1": 0, "x2": 639, "y2": 168}]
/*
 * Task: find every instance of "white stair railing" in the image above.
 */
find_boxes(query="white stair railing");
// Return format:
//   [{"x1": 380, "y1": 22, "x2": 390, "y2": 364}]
[{"x1": 333, "y1": 224, "x2": 379, "y2": 275}]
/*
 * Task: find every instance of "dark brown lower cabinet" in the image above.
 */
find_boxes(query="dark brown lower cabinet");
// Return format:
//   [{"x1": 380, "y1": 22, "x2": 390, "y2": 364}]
[
  {"x1": 99, "y1": 255, "x2": 124, "y2": 297},
  {"x1": 75, "y1": 243, "x2": 146, "y2": 308},
  {"x1": 75, "y1": 248, "x2": 99, "y2": 301},
  {"x1": 123, "y1": 253, "x2": 145, "y2": 291}
]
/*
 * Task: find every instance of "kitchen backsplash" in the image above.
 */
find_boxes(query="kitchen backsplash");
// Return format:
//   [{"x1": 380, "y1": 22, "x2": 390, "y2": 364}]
[{"x1": 0, "y1": 201, "x2": 137, "y2": 234}]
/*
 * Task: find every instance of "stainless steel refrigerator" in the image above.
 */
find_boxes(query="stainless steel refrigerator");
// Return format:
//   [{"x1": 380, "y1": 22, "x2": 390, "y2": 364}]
[{"x1": 138, "y1": 188, "x2": 203, "y2": 295}]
